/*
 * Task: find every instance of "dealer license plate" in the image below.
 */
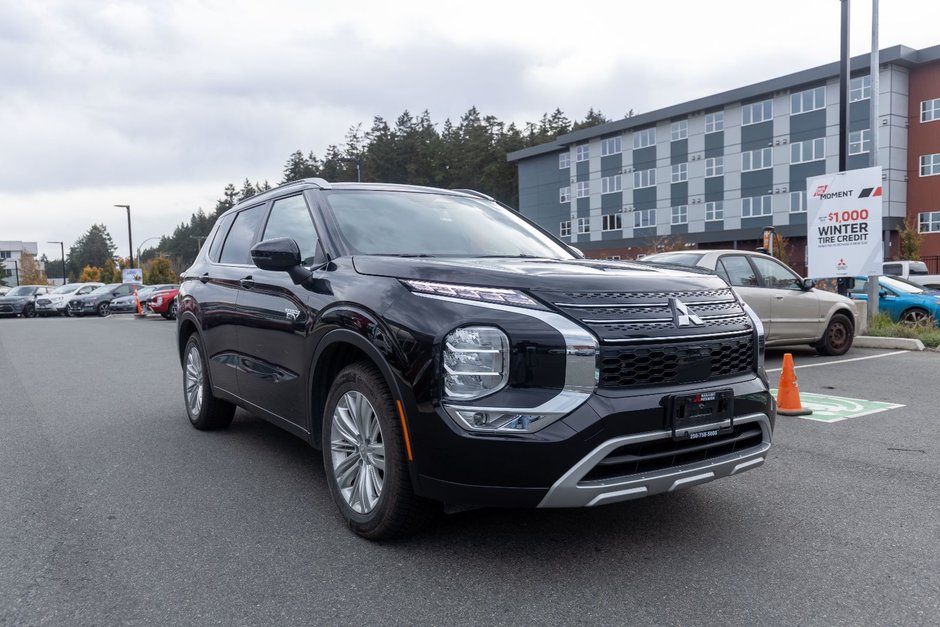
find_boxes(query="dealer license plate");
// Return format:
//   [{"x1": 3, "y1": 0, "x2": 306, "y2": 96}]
[{"x1": 668, "y1": 389, "x2": 734, "y2": 439}]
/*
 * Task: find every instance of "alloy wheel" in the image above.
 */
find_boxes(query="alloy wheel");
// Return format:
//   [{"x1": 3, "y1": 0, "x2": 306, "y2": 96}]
[
  {"x1": 901, "y1": 309, "x2": 930, "y2": 326},
  {"x1": 330, "y1": 391, "x2": 385, "y2": 514},
  {"x1": 185, "y1": 345, "x2": 204, "y2": 416}
]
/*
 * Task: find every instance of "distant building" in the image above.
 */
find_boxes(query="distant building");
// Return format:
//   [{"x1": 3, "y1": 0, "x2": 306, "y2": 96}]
[
  {"x1": 0, "y1": 241, "x2": 40, "y2": 286},
  {"x1": 508, "y1": 44, "x2": 940, "y2": 273}
]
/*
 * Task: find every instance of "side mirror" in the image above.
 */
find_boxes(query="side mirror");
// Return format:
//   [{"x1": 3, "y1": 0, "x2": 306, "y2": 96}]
[
  {"x1": 801, "y1": 278, "x2": 816, "y2": 290},
  {"x1": 569, "y1": 246, "x2": 585, "y2": 259},
  {"x1": 879, "y1": 289, "x2": 889, "y2": 298},
  {"x1": 251, "y1": 238, "x2": 302, "y2": 272}
]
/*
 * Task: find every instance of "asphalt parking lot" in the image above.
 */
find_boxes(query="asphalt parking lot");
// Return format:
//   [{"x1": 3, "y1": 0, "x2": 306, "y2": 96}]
[{"x1": 1, "y1": 316, "x2": 938, "y2": 625}]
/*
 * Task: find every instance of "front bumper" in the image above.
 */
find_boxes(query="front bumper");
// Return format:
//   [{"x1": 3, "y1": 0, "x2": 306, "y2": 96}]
[
  {"x1": 410, "y1": 375, "x2": 774, "y2": 508},
  {"x1": 0, "y1": 302, "x2": 25, "y2": 314}
]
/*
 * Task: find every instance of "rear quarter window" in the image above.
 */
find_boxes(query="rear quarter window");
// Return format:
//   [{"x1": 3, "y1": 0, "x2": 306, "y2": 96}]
[{"x1": 219, "y1": 205, "x2": 266, "y2": 265}]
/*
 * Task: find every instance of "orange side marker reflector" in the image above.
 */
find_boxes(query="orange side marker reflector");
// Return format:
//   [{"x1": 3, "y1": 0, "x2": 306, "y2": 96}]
[{"x1": 396, "y1": 400, "x2": 414, "y2": 461}]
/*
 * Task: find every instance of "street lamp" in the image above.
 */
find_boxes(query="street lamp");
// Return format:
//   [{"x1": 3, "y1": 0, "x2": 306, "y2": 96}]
[
  {"x1": 136, "y1": 236, "x2": 162, "y2": 266},
  {"x1": 114, "y1": 204, "x2": 134, "y2": 267},
  {"x1": 48, "y1": 241, "x2": 66, "y2": 284}
]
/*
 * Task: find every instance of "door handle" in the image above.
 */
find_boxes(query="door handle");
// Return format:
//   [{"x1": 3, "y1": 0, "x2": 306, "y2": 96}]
[
  {"x1": 200, "y1": 273, "x2": 210, "y2": 284},
  {"x1": 240, "y1": 276, "x2": 255, "y2": 289},
  {"x1": 775, "y1": 295, "x2": 784, "y2": 300}
]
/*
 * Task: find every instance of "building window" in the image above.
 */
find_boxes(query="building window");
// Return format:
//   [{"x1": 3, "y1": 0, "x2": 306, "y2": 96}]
[
  {"x1": 602, "y1": 214, "x2": 623, "y2": 231},
  {"x1": 705, "y1": 156, "x2": 724, "y2": 178},
  {"x1": 790, "y1": 137, "x2": 825, "y2": 164},
  {"x1": 920, "y1": 211, "x2": 940, "y2": 233},
  {"x1": 633, "y1": 128, "x2": 656, "y2": 149},
  {"x1": 671, "y1": 120, "x2": 688, "y2": 141},
  {"x1": 742, "y1": 99, "x2": 773, "y2": 125},
  {"x1": 742, "y1": 147, "x2": 773, "y2": 172},
  {"x1": 705, "y1": 201, "x2": 723, "y2": 221},
  {"x1": 577, "y1": 217, "x2": 590, "y2": 234},
  {"x1": 0, "y1": 251, "x2": 11, "y2": 259},
  {"x1": 850, "y1": 75, "x2": 871, "y2": 102},
  {"x1": 849, "y1": 129, "x2": 871, "y2": 155},
  {"x1": 671, "y1": 163, "x2": 688, "y2": 183},
  {"x1": 742, "y1": 195, "x2": 772, "y2": 217},
  {"x1": 560, "y1": 186, "x2": 570, "y2": 203},
  {"x1": 601, "y1": 174, "x2": 622, "y2": 194},
  {"x1": 606, "y1": 255, "x2": 621, "y2": 261},
  {"x1": 576, "y1": 144, "x2": 590, "y2": 162},
  {"x1": 576, "y1": 181, "x2": 590, "y2": 197},
  {"x1": 559, "y1": 152, "x2": 570, "y2": 169},
  {"x1": 791, "y1": 86, "x2": 826, "y2": 115},
  {"x1": 921, "y1": 153, "x2": 940, "y2": 177},
  {"x1": 671, "y1": 205, "x2": 688, "y2": 225},
  {"x1": 922, "y1": 98, "x2": 940, "y2": 123},
  {"x1": 601, "y1": 136, "x2": 622, "y2": 156},
  {"x1": 705, "y1": 112, "x2": 724, "y2": 133},
  {"x1": 634, "y1": 208, "x2": 655, "y2": 228},
  {"x1": 633, "y1": 168, "x2": 656, "y2": 189},
  {"x1": 560, "y1": 221, "x2": 571, "y2": 237},
  {"x1": 790, "y1": 191, "x2": 806, "y2": 213}
]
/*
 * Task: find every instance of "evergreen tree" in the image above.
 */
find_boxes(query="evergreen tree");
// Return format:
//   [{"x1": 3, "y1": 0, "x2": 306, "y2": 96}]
[
  {"x1": 571, "y1": 108, "x2": 609, "y2": 131},
  {"x1": 66, "y1": 224, "x2": 117, "y2": 280},
  {"x1": 144, "y1": 255, "x2": 177, "y2": 284}
]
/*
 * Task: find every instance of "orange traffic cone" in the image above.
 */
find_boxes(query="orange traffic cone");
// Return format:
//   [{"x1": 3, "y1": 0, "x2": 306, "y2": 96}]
[{"x1": 776, "y1": 353, "x2": 812, "y2": 416}]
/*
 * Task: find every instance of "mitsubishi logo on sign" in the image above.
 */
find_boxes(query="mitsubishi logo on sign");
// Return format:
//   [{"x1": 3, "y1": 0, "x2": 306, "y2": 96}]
[{"x1": 670, "y1": 298, "x2": 704, "y2": 327}]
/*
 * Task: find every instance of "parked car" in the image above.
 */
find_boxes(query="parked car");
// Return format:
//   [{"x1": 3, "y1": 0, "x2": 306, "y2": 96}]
[
  {"x1": 882, "y1": 260, "x2": 940, "y2": 289},
  {"x1": 110, "y1": 284, "x2": 177, "y2": 313},
  {"x1": 0, "y1": 286, "x2": 9, "y2": 296},
  {"x1": 644, "y1": 249, "x2": 858, "y2": 356},
  {"x1": 176, "y1": 179, "x2": 774, "y2": 540},
  {"x1": 67, "y1": 283, "x2": 137, "y2": 317},
  {"x1": 846, "y1": 275, "x2": 940, "y2": 325},
  {"x1": 148, "y1": 287, "x2": 180, "y2": 319},
  {"x1": 0, "y1": 285, "x2": 52, "y2": 318},
  {"x1": 35, "y1": 282, "x2": 104, "y2": 316}
]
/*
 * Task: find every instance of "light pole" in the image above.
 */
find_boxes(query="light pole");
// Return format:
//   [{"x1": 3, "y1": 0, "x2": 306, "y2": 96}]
[
  {"x1": 115, "y1": 204, "x2": 134, "y2": 267},
  {"x1": 48, "y1": 241, "x2": 66, "y2": 284}
]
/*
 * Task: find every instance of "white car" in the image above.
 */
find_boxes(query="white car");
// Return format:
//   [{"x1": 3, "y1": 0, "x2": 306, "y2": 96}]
[
  {"x1": 35, "y1": 282, "x2": 104, "y2": 316},
  {"x1": 644, "y1": 250, "x2": 859, "y2": 355}
]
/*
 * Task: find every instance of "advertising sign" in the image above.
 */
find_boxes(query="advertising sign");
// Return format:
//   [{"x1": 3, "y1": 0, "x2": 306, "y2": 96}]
[
  {"x1": 122, "y1": 268, "x2": 143, "y2": 284},
  {"x1": 806, "y1": 166, "x2": 883, "y2": 278}
]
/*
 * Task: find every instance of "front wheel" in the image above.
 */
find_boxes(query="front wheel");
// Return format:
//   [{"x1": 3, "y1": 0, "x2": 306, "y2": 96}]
[
  {"x1": 183, "y1": 334, "x2": 235, "y2": 430},
  {"x1": 22, "y1": 305, "x2": 36, "y2": 319},
  {"x1": 815, "y1": 313, "x2": 854, "y2": 356},
  {"x1": 900, "y1": 307, "x2": 931, "y2": 327},
  {"x1": 322, "y1": 363, "x2": 436, "y2": 540},
  {"x1": 97, "y1": 302, "x2": 111, "y2": 317}
]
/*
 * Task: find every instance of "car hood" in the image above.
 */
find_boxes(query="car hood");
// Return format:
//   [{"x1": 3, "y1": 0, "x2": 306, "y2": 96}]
[
  {"x1": 0, "y1": 296, "x2": 29, "y2": 304},
  {"x1": 351, "y1": 256, "x2": 731, "y2": 293}
]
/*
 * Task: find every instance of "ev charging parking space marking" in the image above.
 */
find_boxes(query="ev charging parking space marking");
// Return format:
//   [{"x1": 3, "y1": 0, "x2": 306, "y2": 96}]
[{"x1": 770, "y1": 389, "x2": 904, "y2": 423}]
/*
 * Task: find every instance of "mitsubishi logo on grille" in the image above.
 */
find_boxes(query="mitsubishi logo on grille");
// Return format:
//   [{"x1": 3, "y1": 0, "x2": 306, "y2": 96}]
[{"x1": 670, "y1": 297, "x2": 704, "y2": 327}]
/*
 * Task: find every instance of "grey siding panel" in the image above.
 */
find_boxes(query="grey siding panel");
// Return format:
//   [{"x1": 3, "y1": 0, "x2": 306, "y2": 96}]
[
  {"x1": 849, "y1": 100, "x2": 871, "y2": 129},
  {"x1": 670, "y1": 139, "x2": 688, "y2": 165},
  {"x1": 602, "y1": 230, "x2": 623, "y2": 241},
  {"x1": 704, "y1": 132, "x2": 724, "y2": 157},
  {"x1": 704, "y1": 176, "x2": 724, "y2": 201},
  {"x1": 742, "y1": 215, "x2": 773, "y2": 229},
  {"x1": 576, "y1": 198, "x2": 590, "y2": 216},
  {"x1": 790, "y1": 212, "x2": 807, "y2": 225},
  {"x1": 671, "y1": 223, "x2": 689, "y2": 235},
  {"x1": 741, "y1": 121, "x2": 773, "y2": 151},
  {"x1": 601, "y1": 154, "x2": 622, "y2": 176},
  {"x1": 741, "y1": 170, "x2": 773, "y2": 198},
  {"x1": 705, "y1": 220, "x2": 726, "y2": 232},
  {"x1": 633, "y1": 146, "x2": 656, "y2": 170},
  {"x1": 602, "y1": 193, "x2": 622, "y2": 211},
  {"x1": 847, "y1": 154, "x2": 871, "y2": 170},
  {"x1": 671, "y1": 182, "x2": 688, "y2": 205},
  {"x1": 576, "y1": 160, "x2": 589, "y2": 178},
  {"x1": 633, "y1": 186, "x2": 657, "y2": 210},
  {"x1": 789, "y1": 162, "x2": 826, "y2": 192},
  {"x1": 632, "y1": 226, "x2": 657, "y2": 240},
  {"x1": 517, "y1": 154, "x2": 570, "y2": 235},
  {"x1": 789, "y1": 109, "x2": 826, "y2": 142}
]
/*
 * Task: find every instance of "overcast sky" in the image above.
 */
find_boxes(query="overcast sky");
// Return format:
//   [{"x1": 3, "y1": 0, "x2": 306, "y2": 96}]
[{"x1": 2, "y1": 0, "x2": 938, "y2": 262}]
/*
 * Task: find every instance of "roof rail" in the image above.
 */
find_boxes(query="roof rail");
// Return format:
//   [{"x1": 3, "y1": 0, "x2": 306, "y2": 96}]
[{"x1": 453, "y1": 188, "x2": 493, "y2": 201}]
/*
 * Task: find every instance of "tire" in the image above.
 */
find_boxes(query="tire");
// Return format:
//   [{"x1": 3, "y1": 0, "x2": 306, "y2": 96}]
[
  {"x1": 322, "y1": 362, "x2": 436, "y2": 540},
  {"x1": 97, "y1": 302, "x2": 111, "y2": 317},
  {"x1": 22, "y1": 305, "x2": 36, "y2": 319},
  {"x1": 815, "y1": 312, "x2": 854, "y2": 356},
  {"x1": 900, "y1": 307, "x2": 931, "y2": 326},
  {"x1": 182, "y1": 334, "x2": 235, "y2": 430},
  {"x1": 168, "y1": 300, "x2": 179, "y2": 320},
  {"x1": 66, "y1": 308, "x2": 75, "y2": 317},
  {"x1": 160, "y1": 312, "x2": 170, "y2": 319}
]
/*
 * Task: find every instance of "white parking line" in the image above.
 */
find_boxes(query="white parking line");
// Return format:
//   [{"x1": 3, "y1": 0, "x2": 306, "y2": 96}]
[{"x1": 765, "y1": 350, "x2": 909, "y2": 373}]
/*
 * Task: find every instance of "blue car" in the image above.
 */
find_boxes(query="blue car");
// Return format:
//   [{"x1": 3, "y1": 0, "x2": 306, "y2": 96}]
[{"x1": 847, "y1": 275, "x2": 940, "y2": 325}]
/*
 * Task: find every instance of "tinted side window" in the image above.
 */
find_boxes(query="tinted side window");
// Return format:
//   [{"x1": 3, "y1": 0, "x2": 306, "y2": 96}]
[
  {"x1": 209, "y1": 213, "x2": 237, "y2": 262},
  {"x1": 219, "y1": 205, "x2": 265, "y2": 265},
  {"x1": 883, "y1": 263, "x2": 901, "y2": 275},
  {"x1": 262, "y1": 195, "x2": 320, "y2": 265},
  {"x1": 717, "y1": 256, "x2": 758, "y2": 287}
]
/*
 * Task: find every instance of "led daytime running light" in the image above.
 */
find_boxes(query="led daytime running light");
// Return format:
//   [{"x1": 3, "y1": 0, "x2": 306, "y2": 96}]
[{"x1": 403, "y1": 280, "x2": 539, "y2": 308}]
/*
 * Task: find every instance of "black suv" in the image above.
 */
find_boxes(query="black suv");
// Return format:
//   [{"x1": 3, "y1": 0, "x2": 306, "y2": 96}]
[{"x1": 177, "y1": 179, "x2": 774, "y2": 539}]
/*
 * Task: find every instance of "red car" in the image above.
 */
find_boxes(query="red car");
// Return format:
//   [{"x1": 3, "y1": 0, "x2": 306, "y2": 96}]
[{"x1": 149, "y1": 287, "x2": 180, "y2": 319}]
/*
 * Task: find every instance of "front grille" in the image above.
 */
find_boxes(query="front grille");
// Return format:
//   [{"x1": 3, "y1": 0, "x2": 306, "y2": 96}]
[
  {"x1": 36, "y1": 299, "x2": 51, "y2": 306},
  {"x1": 582, "y1": 423, "x2": 764, "y2": 482},
  {"x1": 0, "y1": 305, "x2": 13, "y2": 313},
  {"x1": 599, "y1": 335, "x2": 753, "y2": 388}
]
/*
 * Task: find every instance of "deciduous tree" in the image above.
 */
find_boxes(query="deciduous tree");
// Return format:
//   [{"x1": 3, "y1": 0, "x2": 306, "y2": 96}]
[
  {"x1": 79, "y1": 265, "x2": 101, "y2": 282},
  {"x1": 144, "y1": 255, "x2": 177, "y2": 284},
  {"x1": 18, "y1": 251, "x2": 47, "y2": 285}
]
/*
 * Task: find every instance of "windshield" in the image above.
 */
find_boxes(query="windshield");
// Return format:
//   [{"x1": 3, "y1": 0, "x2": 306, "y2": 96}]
[
  {"x1": 52, "y1": 284, "x2": 81, "y2": 294},
  {"x1": 324, "y1": 190, "x2": 575, "y2": 258},
  {"x1": 7, "y1": 286, "x2": 36, "y2": 296},
  {"x1": 644, "y1": 252, "x2": 705, "y2": 266},
  {"x1": 88, "y1": 284, "x2": 121, "y2": 296},
  {"x1": 881, "y1": 275, "x2": 926, "y2": 294}
]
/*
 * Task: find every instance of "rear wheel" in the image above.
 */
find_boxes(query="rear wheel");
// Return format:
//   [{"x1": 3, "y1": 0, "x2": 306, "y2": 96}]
[
  {"x1": 900, "y1": 307, "x2": 931, "y2": 326},
  {"x1": 322, "y1": 362, "x2": 436, "y2": 540},
  {"x1": 168, "y1": 300, "x2": 179, "y2": 320},
  {"x1": 815, "y1": 313, "x2": 854, "y2": 356},
  {"x1": 183, "y1": 334, "x2": 235, "y2": 430}
]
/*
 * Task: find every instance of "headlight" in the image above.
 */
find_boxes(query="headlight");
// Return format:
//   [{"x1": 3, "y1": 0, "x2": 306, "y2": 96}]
[
  {"x1": 443, "y1": 326, "x2": 509, "y2": 401},
  {"x1": 741, "y1": 301, "x2": 766, "y2": 369},
  {"x1": 403, "y1": 280, "x2": 540, "y2": 308}
]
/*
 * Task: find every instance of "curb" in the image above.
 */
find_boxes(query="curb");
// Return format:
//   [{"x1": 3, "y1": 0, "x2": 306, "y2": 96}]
[{"x1": 853, "y1": 336, "x2": 925, "y2": 351}]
